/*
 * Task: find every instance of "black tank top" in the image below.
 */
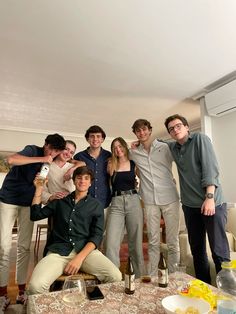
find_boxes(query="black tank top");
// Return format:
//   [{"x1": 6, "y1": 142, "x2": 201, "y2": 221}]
[{"x1": 111, "y1": 160, "x2": 136, "y2": 192}]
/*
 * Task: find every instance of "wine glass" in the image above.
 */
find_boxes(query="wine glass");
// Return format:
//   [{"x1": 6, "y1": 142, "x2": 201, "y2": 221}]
[
  {"x1": 62, "y1": 275, "x2": 87, "y2": 307},
  {"x1": 173, "y1": 263, "x2": 186, "y2": 289}
]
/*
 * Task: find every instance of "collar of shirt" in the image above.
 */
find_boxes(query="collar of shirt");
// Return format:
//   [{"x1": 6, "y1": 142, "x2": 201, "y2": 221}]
[{"x1": 175, "y1": 133, "x2": 193, "y2": 149}]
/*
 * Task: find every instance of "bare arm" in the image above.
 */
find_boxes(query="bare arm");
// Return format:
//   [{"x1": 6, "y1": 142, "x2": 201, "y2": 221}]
[
  {"x1": 7, "y1": 153, "x2": 53, "y2": 166},
  {"x1": 32, "y1": 177, "x2": 46, "y2": 205},
  {"x1": 63, "y1": 160, "x2": 86, "y2": 182},
  {"x1": 107, "y1": 158, "x2": 114, "y2": 176}
]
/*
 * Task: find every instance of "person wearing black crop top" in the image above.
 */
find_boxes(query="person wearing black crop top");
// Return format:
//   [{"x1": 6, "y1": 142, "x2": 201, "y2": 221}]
[{"x1": 104, "y1": 137, "x2": 144, "y2": 277}]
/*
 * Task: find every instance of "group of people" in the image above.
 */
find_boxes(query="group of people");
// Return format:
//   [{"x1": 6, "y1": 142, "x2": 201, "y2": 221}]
[{"x1": 0, "y1": 115, "x2": 230, "y2": 311}]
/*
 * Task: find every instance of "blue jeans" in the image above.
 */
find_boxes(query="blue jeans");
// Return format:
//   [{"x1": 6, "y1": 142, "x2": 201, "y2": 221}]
[{"x1": 182, "y1": 203, "x2": 230, "y2": 284}]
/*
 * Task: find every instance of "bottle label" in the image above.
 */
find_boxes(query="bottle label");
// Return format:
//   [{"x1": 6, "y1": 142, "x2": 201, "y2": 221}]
[
  {"x1": 125, "y1": 274, "x2": 135, "y2": 291},
  {"x1": 39, "y1": 164, "x2": 50, "y2": 179},
  {"x1": 158, "y1": 269, "x2": 168, "y2": 285}
]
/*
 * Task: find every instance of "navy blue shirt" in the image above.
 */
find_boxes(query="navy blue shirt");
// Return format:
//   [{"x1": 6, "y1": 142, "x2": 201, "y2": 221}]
[
  {"x1": 74, "y1": 148, "x2": 111, "y2": 208},
  {"x1": 0, "y1": 145, "x2": 44, "y2": 206},
  {"x1": 30, "y1": 193, "x2": 104, "y2": 256}
]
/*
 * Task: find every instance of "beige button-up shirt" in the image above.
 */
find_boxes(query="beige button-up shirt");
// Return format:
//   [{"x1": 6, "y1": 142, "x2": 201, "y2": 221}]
[{"x1": 130, "y1": 139, "x2": 179, "y2": 205}]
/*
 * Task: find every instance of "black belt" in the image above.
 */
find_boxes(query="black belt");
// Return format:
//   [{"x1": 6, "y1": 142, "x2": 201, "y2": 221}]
[{"x1": 112, "y1": 189, "x2": 137, "y2": 197}]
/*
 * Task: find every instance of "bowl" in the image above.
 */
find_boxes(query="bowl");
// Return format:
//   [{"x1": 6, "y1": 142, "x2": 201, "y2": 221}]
[{"x1": 161, "y1": 295, "x2": 211, "y2": 314}]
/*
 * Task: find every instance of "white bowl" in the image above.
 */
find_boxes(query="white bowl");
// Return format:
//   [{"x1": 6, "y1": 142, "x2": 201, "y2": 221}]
[{"x1": 161, "y1": 295, "x2": 210, "y2": 314}]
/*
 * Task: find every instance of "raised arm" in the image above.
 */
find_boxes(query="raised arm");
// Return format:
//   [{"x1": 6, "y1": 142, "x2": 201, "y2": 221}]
[
  {"x1": 63, "y1": 160, "x2": 86, "y2": 182},
  {"x1": 7, "y1": 153, "x2": 53, "y2": 166}
]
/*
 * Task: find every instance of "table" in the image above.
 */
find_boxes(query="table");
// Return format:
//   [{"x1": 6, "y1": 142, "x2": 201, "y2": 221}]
[{"x1": 27, "y1": 274, "x2": 216, "y2": 313}]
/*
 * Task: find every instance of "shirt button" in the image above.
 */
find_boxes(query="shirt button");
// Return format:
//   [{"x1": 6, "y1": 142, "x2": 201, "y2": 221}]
[
  {"x1": 70, "y1": 219, "x2": 72, "y2": 222},
  {"x1": 73, "y1": 209, "x2": 75, "y2": 212},
  {"x1": 70, "y1": 239, "x2": 72, "y2": 242},
  {"x1": 73, "y1": 243, "x2": 75, "y2": 246},
  {"x1": 69, "y1": 228, "x2": 72, "y2": 231}
]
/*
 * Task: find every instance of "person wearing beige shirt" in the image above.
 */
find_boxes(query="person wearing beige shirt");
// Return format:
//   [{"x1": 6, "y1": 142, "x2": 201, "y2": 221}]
[
  {"x1": 130, "y1": 119, "x2": 180, "y2": 275},
  {"x1": 42, "y1": 140, "x2": 85, "y2": 204}
]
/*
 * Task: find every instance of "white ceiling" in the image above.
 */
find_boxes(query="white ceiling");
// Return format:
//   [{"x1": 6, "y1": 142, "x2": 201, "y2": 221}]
[{"x1": 0, "y1": 0, "x2": 236, "y2": 140}]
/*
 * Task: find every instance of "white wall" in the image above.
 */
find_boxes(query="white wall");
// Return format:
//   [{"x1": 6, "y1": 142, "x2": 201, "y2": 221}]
[
  {"x1": 0, "y1": 128, "x2": 115, "y2": 153},
  {"x1": 201, "y1": 101, "x2": 236, "y2": 204},
  {"x1": 211, "y1": 111, "x2": 236, "y2": 204}
]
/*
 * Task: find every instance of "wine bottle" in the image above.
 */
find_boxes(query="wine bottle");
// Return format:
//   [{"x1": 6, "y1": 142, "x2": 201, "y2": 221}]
[
  {"x1": 124, "y1": 256, "x2": 135, "y2": 294},
  {"x1": 158, "y1": 252, "x2": 168, "y2": 287}
]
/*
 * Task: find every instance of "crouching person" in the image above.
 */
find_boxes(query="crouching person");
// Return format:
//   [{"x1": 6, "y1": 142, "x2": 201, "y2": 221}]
[{"x1": 28, "y1": 166, "x2": 122, "y2": 295}]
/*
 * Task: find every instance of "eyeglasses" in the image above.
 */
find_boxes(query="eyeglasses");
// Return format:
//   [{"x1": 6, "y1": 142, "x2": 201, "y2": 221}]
[{"x1": 168, "y1": 123, "x2": 183, "y2": 133}]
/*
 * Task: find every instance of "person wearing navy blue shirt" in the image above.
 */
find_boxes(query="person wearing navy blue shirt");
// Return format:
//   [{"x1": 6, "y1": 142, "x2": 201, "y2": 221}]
[
  {"x1": 0, "y1": 134, "x2": 65, "y2": 309},
  {"x1": 28, "y1": 166, "x2": 122, "y2": 295},
  {"x1": 73, "y1": 125, "x2": 111, "y2": 223}
]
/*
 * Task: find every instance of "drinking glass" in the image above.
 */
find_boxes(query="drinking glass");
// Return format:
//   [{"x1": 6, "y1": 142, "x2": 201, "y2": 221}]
[
  {"x1": 174, "y1": 263, "x2": 186, "y2": 289},
  {"x1": 140, "y1": 262, "x2": 151, "y2": 283},
  {"x1": 62, "y1": 275, "x2": 87, "y2": 307}
]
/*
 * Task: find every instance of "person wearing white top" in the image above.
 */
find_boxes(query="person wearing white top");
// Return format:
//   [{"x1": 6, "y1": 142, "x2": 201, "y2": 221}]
[
  {"x1": 130, "y1": 119, "x2": 180, "y2": 275},
  {"x1": 42, "y1": 141, "x2": 85, "y2": 204}
]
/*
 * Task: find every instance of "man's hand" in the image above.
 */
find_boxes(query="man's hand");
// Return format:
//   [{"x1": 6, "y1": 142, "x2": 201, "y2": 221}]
[
  {"x1": 130, "y1": 140, "x2": 140, "y2": 149},
  {"x1": 63, "y1": 242, "x2": 96, "y2": 275},
  {"x1": 64, "y1": 255, "x2": 83, "y2": 275},
  {"x1": 201, "y1": 198, "x2": 215, "y2": 216},
  {"x1": 42, "y1": 155, "x2": 54, "y2": 164}
]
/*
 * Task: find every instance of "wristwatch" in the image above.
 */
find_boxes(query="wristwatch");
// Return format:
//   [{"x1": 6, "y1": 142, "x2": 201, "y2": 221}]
[{"x1": 206, "y1": 193, "x2": 214, "y2": 199}]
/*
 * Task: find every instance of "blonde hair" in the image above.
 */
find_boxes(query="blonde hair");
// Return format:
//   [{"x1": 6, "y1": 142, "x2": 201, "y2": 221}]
[{"x1": 109, "y1": 137, "x2": 129, "y2": 175}]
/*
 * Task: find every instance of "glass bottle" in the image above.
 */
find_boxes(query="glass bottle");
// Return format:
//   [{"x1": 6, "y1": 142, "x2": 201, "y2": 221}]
[
  {"x1": 216, "y1": 261, "x2": 236, "y2": 296},
  {"x1": 38, "y1": 163, "x2": 50, "y2": 180},
  {"x1": 125, "y1": 256, "x2": 135, "y2": 294},
  {"x1": 158, "y1": 252, "x2": 168, "y2": 287}
]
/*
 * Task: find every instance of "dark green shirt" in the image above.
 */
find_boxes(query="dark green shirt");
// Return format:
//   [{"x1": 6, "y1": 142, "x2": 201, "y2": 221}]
[
  {"x1": 168, "y1": 133, "x2": 224, "y2": 207},
  {"x1": 30, "y1": 192, "x2": 104, "y2": 255}
]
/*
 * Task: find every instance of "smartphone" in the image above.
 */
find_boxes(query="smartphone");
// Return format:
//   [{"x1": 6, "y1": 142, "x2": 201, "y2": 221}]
[{"x1": 86, "y1": 285, "x2": 104, "y2": 300}]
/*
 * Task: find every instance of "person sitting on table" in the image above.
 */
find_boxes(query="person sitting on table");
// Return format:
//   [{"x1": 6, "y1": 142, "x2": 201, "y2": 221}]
[{"x1": 28, "y1": 166, "x2": 122, "y2": 295}]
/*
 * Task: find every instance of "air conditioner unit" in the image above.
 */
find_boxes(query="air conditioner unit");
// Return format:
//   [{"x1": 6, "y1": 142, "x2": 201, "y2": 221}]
[{"x1": 205, "y1": 79, "x2": 236, "y2": 116}]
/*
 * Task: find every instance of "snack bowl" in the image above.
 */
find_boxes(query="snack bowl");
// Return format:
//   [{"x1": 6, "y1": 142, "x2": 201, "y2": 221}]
[{"x1": 161, "y1": 294, "x2": 211, "y2": 314}]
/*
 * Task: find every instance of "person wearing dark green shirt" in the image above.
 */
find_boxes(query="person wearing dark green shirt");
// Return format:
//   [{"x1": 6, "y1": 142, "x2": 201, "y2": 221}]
[
  {"x1": 28, "y1": 166, "x2": 122, "y2": 295},
  {"x1": 164, "y1": 114, "x2": 230, "y2": 284}
]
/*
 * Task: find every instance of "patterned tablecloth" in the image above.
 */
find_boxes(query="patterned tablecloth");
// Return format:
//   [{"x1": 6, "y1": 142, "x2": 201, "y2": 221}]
[{"x1": 27, "y1": 274, "x2": 216, "y2": 313}]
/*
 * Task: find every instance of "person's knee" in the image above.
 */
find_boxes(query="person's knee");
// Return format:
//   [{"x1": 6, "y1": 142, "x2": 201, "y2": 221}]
[
  {"x1": 28, "y1": 276, "x2": 50, "y2": 295},
  {"x1": 105, "y1": 267, "x2": 122, "y2": 283}
]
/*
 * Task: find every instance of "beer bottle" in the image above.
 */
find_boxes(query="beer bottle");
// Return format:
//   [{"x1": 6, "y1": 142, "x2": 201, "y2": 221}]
[
  {"x1": 125, "y1": 256, "x2": 135, "y2": 294},
  {"x1": 158, "y1": 252, "x2": 168, "y2": 287}
]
